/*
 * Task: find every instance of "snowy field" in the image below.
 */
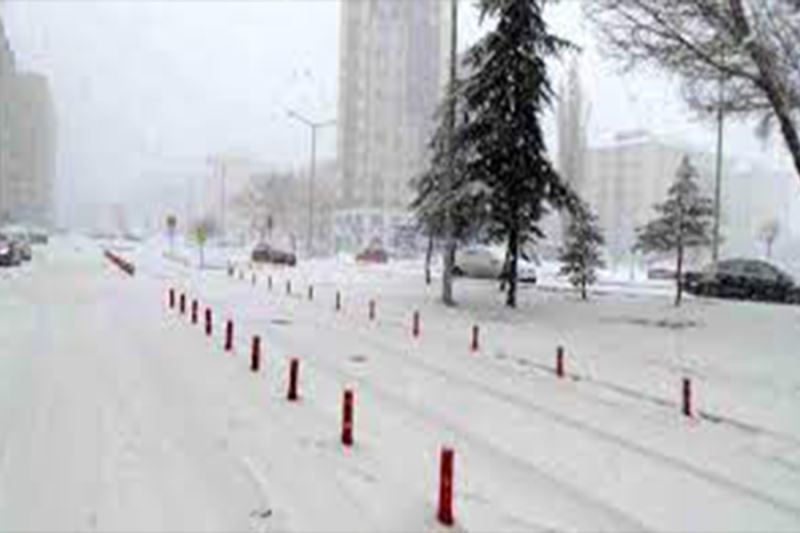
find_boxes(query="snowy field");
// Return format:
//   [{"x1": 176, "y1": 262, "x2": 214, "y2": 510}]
[{"x1": 1, "y1": 236, "x2": 799, "y2": 531}]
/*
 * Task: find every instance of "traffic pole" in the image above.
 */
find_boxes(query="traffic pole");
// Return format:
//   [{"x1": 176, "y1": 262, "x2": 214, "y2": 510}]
[
  {"x1": 556, "y1": 346, "x2": 565, "y2": 378},
  {"x1": 682, "y1": 378, "x2": 692, "y2": 417},
  {"x1": 287, "y1": 358, "x2": 300, "y2": 401},
  {"x1": 341, "y1": 389, "x2": 354, "y2": 447},
  {"x1": 224, "y1": 320, "x2": 234, "y2": 352},
  {"x1": 437, "y1": 447, "x2": 455, "y2": 526},
  {"x1": 250, "y1": 336, "x2": 261, "y2": 372}
]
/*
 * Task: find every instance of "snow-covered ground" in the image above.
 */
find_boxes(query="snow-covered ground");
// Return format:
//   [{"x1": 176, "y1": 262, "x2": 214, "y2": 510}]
[{"x1": 1, "y1": 237, "x2": 799, "y2": 531}]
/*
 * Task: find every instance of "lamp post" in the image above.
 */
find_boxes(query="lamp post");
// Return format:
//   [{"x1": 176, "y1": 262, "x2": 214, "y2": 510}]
[{"x1": 287, "y1": 110, "x2": 335, "y2": 257}]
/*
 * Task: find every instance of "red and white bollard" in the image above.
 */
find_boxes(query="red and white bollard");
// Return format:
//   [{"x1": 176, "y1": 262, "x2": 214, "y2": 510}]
[
  {"x1": 204, "y1": 308, "x2": 212, "y2": 336},
  {"x1": 682, "y1": 377, "x2": 692, "y2": 417},
  {"x1": 369, "y1": 300, "x2": 376, "y2": 321},
  {"x1": 342, "y1": 389, "x2": 355, "y2": 447},
  {"x1": 224, "y1": 320, "x2": 234, "y2": 352},
  {"x1": 168, "y1": 288, "x2": 175, "y2": 309},
  {"x1": 335, "y1": 291, "x2": 342, "y2": 312},
  {"x1": 437, "y1": 447, "x2": 455, "y2": 526},
  {"x1": 179, "y1": 293, "x2": 186, "y2": 314},
  {"x1": 556, "y1": 346, "x2": 565, "y2": 378},
  {"x1": 412, "y1": 311, "x2": 421, "y2": 338},
  {"x1": 191, "y1": 300, "x2": 198, "y2": 325},
  {"x1": 308, "y1": 285, "x2": 314, "y2": 301},
  {"x1": 287, "y1": 358, "x2": 300, "y2": 401},
  {"x1": 470, "y1": 325, "x2": 480, "y2": 352},
  {"x1": 250, "y1": 336, "x2": 261, "y2": 372}
]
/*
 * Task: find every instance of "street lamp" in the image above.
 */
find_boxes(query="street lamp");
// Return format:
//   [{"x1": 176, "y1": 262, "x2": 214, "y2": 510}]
[{"x1": 287, "y1": 109, "x2": 336, "y2": 256}]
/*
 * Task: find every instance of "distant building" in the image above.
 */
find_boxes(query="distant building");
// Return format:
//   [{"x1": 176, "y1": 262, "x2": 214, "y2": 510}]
[
  {"x1": 2, "y1": 72, "x2": 56, "y2": 228},
  {"x1": 334, "y1": 0, "x2": 451, "y2": 252},
  {"x1": 579, "y1": 131, "x2": 797, "y2": 268},
  {"x1": 0, "y1": 14, "x2": 56, "y2": 228}
]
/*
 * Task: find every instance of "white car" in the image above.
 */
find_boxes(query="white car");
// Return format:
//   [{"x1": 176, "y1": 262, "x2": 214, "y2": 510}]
[{"x1": 453, "y1": 245, "x2": 537, "y2": 283}]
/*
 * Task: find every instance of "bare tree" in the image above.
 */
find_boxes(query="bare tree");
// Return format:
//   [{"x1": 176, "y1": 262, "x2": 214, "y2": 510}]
[
  {"x1": 758, "y1": 218, "x2": 781, "y2": 257},
  {"x1": 587, "y1": 0, "x2": 800, "y2": 182}
]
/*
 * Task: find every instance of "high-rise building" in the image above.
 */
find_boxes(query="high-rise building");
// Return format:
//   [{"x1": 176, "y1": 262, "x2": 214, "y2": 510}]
[
  {"x1": 2, "y1": 72, "x2": 56, "y2": 227},
  {"x1": 0, "y1": 15, "x2": 16, "y2": 221},
  {"x1": 334, "y1": 0, "x2": 451, "y2": 251}
]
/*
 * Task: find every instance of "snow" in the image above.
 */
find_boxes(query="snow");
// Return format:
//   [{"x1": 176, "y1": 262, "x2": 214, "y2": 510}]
[{"x1": 0, "y1": 237, "x2": 799, "y2": 531}]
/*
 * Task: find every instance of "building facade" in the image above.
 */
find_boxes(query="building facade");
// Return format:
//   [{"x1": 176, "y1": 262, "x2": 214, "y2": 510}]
[
  {"x1": 579, "y1": 131, "x2": 797, "y2": 269},
  {"x1": 0, "y1": 15, "x2": 56, "y2": 228},
  {"x1": 334, "y1": 0, "x2": 450, "y2": 252}
]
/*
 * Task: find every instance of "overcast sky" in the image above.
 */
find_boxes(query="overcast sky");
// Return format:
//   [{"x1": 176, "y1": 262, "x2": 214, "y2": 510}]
[{"x1": 1, "y1": 0, "x2": 791, "y2": 228}]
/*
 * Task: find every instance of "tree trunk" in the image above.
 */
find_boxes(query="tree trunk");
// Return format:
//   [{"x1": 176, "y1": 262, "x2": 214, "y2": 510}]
[
  {"x1": 675, "y1": 242, "x2": 684, "y2": 307},
  {"x1": 506, "y1": 226, "x2": 519, "y2": 308},
  {"x1": 440, "y1": 0, "x2": 459, "y2": 307},
  {"x1": 425, "y1": 234, "x2": 434, "y2": 285}
]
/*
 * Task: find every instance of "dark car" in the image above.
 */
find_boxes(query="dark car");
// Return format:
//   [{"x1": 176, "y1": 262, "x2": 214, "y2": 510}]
[
  {"x1": 251, "y1": 243, "x2": 296, "y2": 266},
  {"x1": 684, "y1": 258, "x2": 799, "y2": 304},
  {"x1": 356, "y1": 245, "x2": 389, "y2": 264},
  {"x1": 0, "y1": 236, "x2": 21, "y2": 267}
]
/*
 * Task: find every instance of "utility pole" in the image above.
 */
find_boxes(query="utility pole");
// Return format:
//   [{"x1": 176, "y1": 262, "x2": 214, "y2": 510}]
[
  {"x1": 287, "y1": 110, "x2": 335, "y2": 257},
  {"x1": 441, "y1": 0, "x2": 458, "y2": 306}
]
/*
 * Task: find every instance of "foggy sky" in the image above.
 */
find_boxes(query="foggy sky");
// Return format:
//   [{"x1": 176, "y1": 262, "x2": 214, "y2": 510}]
[{"x1": 1, "y1": 0, "x2": 790, "y2": 229}]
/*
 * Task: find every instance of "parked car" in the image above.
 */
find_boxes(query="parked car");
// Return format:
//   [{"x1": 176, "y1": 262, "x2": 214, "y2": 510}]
[
  {"x1": 356, "y1": 245, "x2": 389, "y2": 264},
  {"x1": 453, "y1": 245, "x2": 537, "y2": 283},
  {"x1": 251, "y1": 243, "x2": 296, "y2": 266},
  {"x1": 0, "y1": 236, "x2": 21, "y2": 267},
  {"x1": 684, "y1": 258, "x2": 799, "y2": 303}
]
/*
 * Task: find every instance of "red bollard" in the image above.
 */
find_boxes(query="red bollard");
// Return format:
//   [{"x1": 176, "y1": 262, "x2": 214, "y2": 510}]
[
  {"x1": 168, "y1": 288, "x2": 175, "y2": 309},
  {"x1": 179, "y1": 293, "x2": 186, "y2": 314},
  {"x1": 412, "y1": 311, "x2": 420, "y2": 338},
  {"x1": 369, "y1": 300, "x2": 376, "y2": 321},
  {"x1": 191, "y1": 300, "x2": 198, "y2": 324},
  {"x1": 250, "y1": 336, "x2": 261, "y2": 372},
  {"x1": 342, "y1": 389, "x2": 355, "y2": 447},
  {"x1": 471, "y1": 325, "x2": 479, "y2": 352},
  {"x1": 682, "y1": 377, "x2": 692, "y2": 417},
  {"x1": 556, "y1": 346, "x2": 565, "y2": 378},
  {"x1": 287, "y1": 358, "x2": 299, "y2": 401},
  {"x1": 224, "y1": 320, "x2": 234, "y2": 352},
  {"x1": 308, "y1": 285, "x2": 314, "y2": 301},
  {"x1": 204, "y1": 308, "x2": 212, "y2": 336},
  {"x1": 335, "y1": 291, "x2": 342, "y2": 312},
  {"x1": 437, "y1": 447, "x2": 455, "y2": 526}
]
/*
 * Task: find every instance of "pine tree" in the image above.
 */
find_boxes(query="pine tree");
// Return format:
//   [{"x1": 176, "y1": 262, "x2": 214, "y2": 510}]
[
  {"x1": 459, "y1": 0, "x2": 574, "y2": 308},
  {"x1": 411, "y1": 81, "x2": 490, "y2": 289},
  {"x1": 635, "y1": 156, "x2": 714, "y2": 306},
  {"x1": 559, "y1": 202, "x2": 605, "y2": 300}
]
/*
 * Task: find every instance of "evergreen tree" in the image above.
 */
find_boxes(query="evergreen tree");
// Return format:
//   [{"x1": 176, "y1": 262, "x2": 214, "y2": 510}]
[
  {"x1": 459, "y1": 0, "x2": 574, "y2": 308},
  {"x1": 411, "y1": 81, "x2": 491, "y2": 288},
  {"x1": 635, "y1": 156, "x2": 714, "y2": 306},
  {"x1": 559, "y1": 202, "x2": 605, "y2": 300}
]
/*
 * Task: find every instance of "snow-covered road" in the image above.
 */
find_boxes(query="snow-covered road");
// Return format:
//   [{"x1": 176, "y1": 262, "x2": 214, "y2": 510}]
[{"x1": 1, "y1": 239, "x2": 799, "y2": 531}]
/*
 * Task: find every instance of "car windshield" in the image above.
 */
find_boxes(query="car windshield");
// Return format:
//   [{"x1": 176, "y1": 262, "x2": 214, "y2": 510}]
[{"x1": 2, "y1": 2, "x2": 800, "y2": 530}]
